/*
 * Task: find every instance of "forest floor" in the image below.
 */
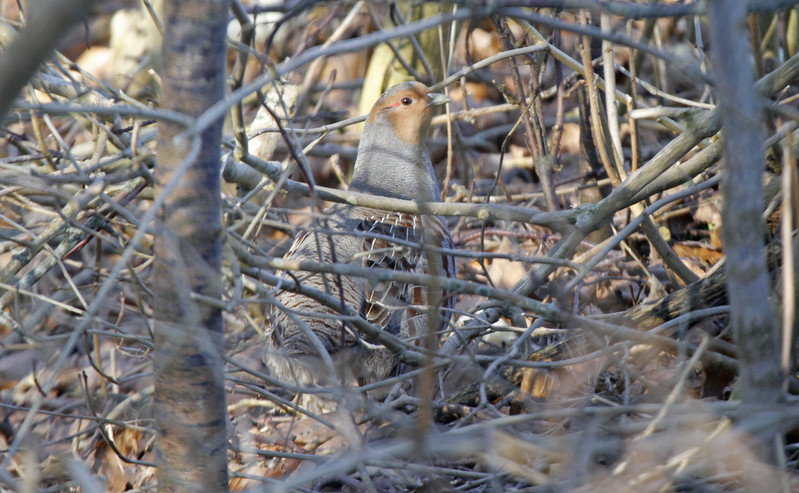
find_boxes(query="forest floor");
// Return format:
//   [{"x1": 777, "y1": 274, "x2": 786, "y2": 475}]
[{"x1": 2, "y1": 2, "x2": 799, "y2": 491}]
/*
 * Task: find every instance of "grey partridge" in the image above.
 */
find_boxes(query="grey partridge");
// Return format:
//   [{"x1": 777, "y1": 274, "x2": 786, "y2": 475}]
[{"x1": 263, "y1": 81, "x2": 456, "y2": 389}]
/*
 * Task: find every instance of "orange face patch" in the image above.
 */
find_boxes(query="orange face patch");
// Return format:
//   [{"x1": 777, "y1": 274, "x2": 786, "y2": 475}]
[
  {"x1": 367, "y1": 83, "x2": 433, "y2": 145},
  {"x1": 385, "y1": 104, "x2": 430, "y2": 144}
]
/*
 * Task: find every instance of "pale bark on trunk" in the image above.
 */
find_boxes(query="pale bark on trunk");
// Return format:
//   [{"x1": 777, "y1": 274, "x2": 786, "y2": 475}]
[{"x1": 153, "y1": 1, "x2": 231, "y2": 491}]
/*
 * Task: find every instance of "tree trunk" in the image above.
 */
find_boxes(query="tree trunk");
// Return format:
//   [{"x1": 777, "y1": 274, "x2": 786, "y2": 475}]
[
  {"x1": 153, "y1": 0, "x2": 230, "y2": 491},
  {"x1": 709, "y1": 0, "x2": 782, "y2": 469}
]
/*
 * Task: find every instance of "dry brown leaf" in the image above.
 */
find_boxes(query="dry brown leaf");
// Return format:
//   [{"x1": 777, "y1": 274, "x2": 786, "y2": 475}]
[
  {"x1": 487, "y1": 237, "x2": 527, "y2": 289},
  {"x1": 482, "y1": 431, "x2": 569, "y2": 485},
  {"x1": 520, "y1": 368, "x2": 558, "y2": 399},
  {"x1": 672, "y1": 241, "x2": 724, "y2": 266}
]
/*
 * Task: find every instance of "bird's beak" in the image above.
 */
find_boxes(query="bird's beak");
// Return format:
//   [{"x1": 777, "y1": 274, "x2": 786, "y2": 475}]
[{"x1": 427, "y1": 92, "x2": 450, "y2": 107}]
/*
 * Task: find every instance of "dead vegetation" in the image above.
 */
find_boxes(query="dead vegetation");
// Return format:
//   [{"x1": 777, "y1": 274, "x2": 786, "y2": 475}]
[{"x1": 2, "y1": 1, "x2": 799, "y2": 491}]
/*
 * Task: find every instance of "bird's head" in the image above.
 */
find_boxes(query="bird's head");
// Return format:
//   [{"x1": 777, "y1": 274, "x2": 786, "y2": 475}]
[{"x1": 366, "y1": 81, "x2": 449, "y2": 146}]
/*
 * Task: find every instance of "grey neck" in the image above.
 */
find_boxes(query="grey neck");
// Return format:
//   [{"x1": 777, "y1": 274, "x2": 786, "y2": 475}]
[{"x1": 349, "y1": 119, "x2": 440, "y2": 202}]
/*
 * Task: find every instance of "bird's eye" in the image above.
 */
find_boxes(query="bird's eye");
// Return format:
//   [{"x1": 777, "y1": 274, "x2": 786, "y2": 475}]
[{"x1": 401, "y1": 97, "x2": 413, "y2": 105}]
